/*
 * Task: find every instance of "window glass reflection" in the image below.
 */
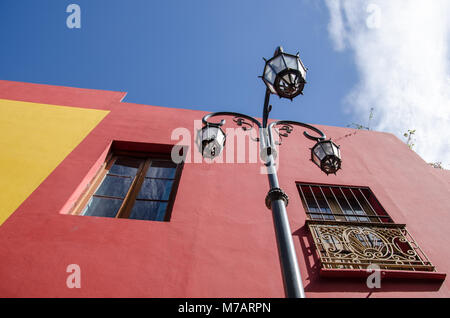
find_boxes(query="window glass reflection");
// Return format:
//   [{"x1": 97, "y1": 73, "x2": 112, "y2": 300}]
[
  {"x1": 137, "y1": 178, "x2": 174, "y2": 200},
  {"x1": 109, "y1": 157, "x2": 142, "y2": 176},
  {"x1": 83, "y1": 196, "x2": 123, "y2": 218},
  {"x1": 129, "y1": 200, "x2": 168, "y2": 221},
  {"x1": 146, "y1": 161, "x2": 177, "y2": 179},
  {"x1": 95, "y1": 175, "x2": 133, "y2": 198}
]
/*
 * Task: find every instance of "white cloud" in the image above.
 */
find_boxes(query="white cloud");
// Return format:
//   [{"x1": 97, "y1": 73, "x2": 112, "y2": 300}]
[{"x1": 324, "y1": 0, "x2": 450, "y2": 167}]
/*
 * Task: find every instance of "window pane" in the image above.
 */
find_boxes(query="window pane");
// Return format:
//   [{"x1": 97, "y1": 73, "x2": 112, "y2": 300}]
[
  {"x1": 109, "y1": 157, "x2": 142, "y2": 176},
  {"x1": 349, "y1": 189, "x2": 371, "y2": 221},
  {"x1": 129, "y1": 200, "x2": 168, "y2": 221},
  {"x1": 300, "y1": 186, "x2": 319, "y2": 212},
  {"x1": 355, "y1": 189, "x2": 381, "y2": 222},
  {"x1": 361, "y1": 188, "x2": 391, "y2": 222},
  {"x1": 311, "y1": 187, "x2": 331, "y2": 212},
  {"x1": 146, "y1": 161, "x2": 177, "y2": 179},
  {"x1": 95, "y1": 175, "x2": 133, "y2": 198},
  {"x1": 299, "y1": 186, "x2": 322, "y2": 219},
  {"x1": 137, "y1": 178, "x2": 174, "y2": 200},
  {"x1": 343, "y1": 188, "x2": 369, "y2": 222},
  {"x1": 82, "y1": 196, "x2": 123, "y2": 218},
  {"x1": 311, "y1": 186, "x2": 334, "y2": 220},
  {"x1": 331, "y1": 188, "x2": 358, "y2": 222},
  {"x1": 321, "y1": 187, "x2": 346, "y2": 221}
]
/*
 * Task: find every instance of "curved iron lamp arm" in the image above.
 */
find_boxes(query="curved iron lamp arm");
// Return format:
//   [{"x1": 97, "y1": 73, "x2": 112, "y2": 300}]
[
  {"x1": 202, "y1": 113, "x2": 326, "y2": 149},
  {"x1": 202, "y1": 111, "x2": 263, "y2": 129},
  {"x1": 268, "y1": 120, "x2": 326, "y2": 148}
]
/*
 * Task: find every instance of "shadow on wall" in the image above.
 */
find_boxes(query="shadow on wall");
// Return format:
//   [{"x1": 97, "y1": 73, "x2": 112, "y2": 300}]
[{"x1": 294, "y1": 225, "x2": 444, "y2": 296}]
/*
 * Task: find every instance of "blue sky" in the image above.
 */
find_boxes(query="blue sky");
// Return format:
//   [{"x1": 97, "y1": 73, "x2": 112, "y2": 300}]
[
  {"x1": 0, "y1": 0, "x2": 358, "y2": 128},
  {"x1": 1, "y1": 1, "x2": 449, "y2": 166}
]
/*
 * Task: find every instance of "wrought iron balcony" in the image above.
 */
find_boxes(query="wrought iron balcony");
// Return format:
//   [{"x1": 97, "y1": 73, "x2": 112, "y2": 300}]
[{"x1": 307, "y1": 220, "x2": 436, "y2": 272}]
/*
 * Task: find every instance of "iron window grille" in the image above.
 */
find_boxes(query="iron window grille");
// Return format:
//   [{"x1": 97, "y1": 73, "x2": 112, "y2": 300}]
[
  {"x1": 297, "y1": 183, "x2": 437, "y2": 273},
  {"x1": 297, "y1": 183, "x2": 393, "y2": 224}
]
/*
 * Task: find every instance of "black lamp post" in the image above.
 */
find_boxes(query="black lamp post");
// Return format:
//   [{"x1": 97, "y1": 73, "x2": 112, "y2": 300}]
[{"x1": 198, "y1": 47, "x2": 342, "y2": 298}]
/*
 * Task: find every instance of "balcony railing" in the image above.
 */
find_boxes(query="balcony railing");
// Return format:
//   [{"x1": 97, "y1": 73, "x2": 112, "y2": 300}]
[{"x1": 307, "y1": 220, "x2": 435, "y2": 272}]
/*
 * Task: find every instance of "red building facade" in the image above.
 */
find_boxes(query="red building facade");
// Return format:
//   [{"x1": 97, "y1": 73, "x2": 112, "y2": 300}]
[{"x1": 0, "y1": 80, "x2": 448, "y2": 297}]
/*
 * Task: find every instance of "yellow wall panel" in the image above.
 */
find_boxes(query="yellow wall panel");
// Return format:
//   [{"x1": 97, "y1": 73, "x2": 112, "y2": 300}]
[{"x1": 0, "y1": 99, "x2": 109, "y2": 225}]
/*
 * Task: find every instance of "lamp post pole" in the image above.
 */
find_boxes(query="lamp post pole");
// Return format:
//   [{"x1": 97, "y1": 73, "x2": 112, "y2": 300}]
[
  {"x1": 260, "y1": 87, "x2": 305, "y2": 298},
  {"x1": 199, "y1": 46, "x2": 342, "y2": 298}
]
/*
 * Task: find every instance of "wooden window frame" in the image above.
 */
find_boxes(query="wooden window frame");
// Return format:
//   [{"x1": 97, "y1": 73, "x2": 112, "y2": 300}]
[{"x1": 71, "y1": 150, "x2": 183, "y2": 222}]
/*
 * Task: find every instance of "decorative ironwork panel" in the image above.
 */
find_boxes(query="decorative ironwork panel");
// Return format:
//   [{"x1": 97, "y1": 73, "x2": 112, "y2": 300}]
[{"x1": 307, "y1": 222, "x2": 435, "y2": 272}]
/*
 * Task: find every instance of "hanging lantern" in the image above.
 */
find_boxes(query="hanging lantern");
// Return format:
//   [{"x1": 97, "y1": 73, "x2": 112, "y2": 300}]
[
  {"x1": 311, "y1": 140, "x2": 341, "y2": 175},
  {"x1": 198, "y1": 124, "x2": 226, "y2": 159}
]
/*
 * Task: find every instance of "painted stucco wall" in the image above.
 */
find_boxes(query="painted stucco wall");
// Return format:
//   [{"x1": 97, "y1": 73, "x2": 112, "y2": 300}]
[
  {"x1": 0, "y1": 80, "x2": 448, "y2": 297},
  {"x1": 0, "y1": 98, "x2": 109, "y2": 225}
]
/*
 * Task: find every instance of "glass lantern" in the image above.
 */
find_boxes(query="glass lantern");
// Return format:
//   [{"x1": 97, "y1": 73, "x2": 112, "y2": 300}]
[
  {"x1": 311, "y1": 140, "x2": 341, "y2": 174},
  {"x1": 262, "y1": 47, "x2": 307, "y2": 99},
  {"x1": 199, "y1": 124, "x2": 226, "y2": 159}
]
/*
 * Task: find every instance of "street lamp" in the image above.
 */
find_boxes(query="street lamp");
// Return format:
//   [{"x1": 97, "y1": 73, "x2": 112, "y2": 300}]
[
  {"x1": 198, "y1": 47, "x2": 342, "y2": 298},
  {"x1": 199, "y1": 123, "x2": 226, "y2": 159},
  {"x1": 311, "y1": 139, "x2": 342, "y2": 175},
  {"x1": 262, "y1": 47, "x2": 307, "y2": 99}
]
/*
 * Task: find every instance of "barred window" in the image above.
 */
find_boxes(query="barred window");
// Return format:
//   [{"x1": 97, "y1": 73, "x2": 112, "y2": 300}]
[
  {"x1": 298, "y1": 183, "x2": 440, "y2": 276},
  {"x1": 297, "y1": 184, "x2": 392, "y2": 224}
]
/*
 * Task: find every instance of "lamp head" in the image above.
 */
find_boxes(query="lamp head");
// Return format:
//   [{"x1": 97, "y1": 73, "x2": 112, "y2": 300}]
[
  {"x1": 311, "y1": 139, "x2": 342, "y2": 175},
  {"x1": 199, "y1": 124, "x2": 226, "y2": 159},
  {"x1": 262, "y1": 46, "x2": 307, "y2": 100}
]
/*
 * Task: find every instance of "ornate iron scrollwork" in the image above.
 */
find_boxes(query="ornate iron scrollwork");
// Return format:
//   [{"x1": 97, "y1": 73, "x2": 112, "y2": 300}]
[
  {"x1": 233, "y1": 116, "x2": 253, "y2": 130},
  {"x1": 201, "y1": 113, "x2": 327, "y2": 149},
  {"x1": 273, "y1": 124, "x2": 293, "y2": 145},
  {"x1": 202, "y1": 112, "x2": 263, "y2": 143},
  {"x1": 233, "y1": 116, "x2": 259, "y2": 142},
  {"x1": 268, "y1": 120, "x2": 326, "y2": 149},
  {"x1": 307, "y1": 222, "x2": 435, "y2": 272}
]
